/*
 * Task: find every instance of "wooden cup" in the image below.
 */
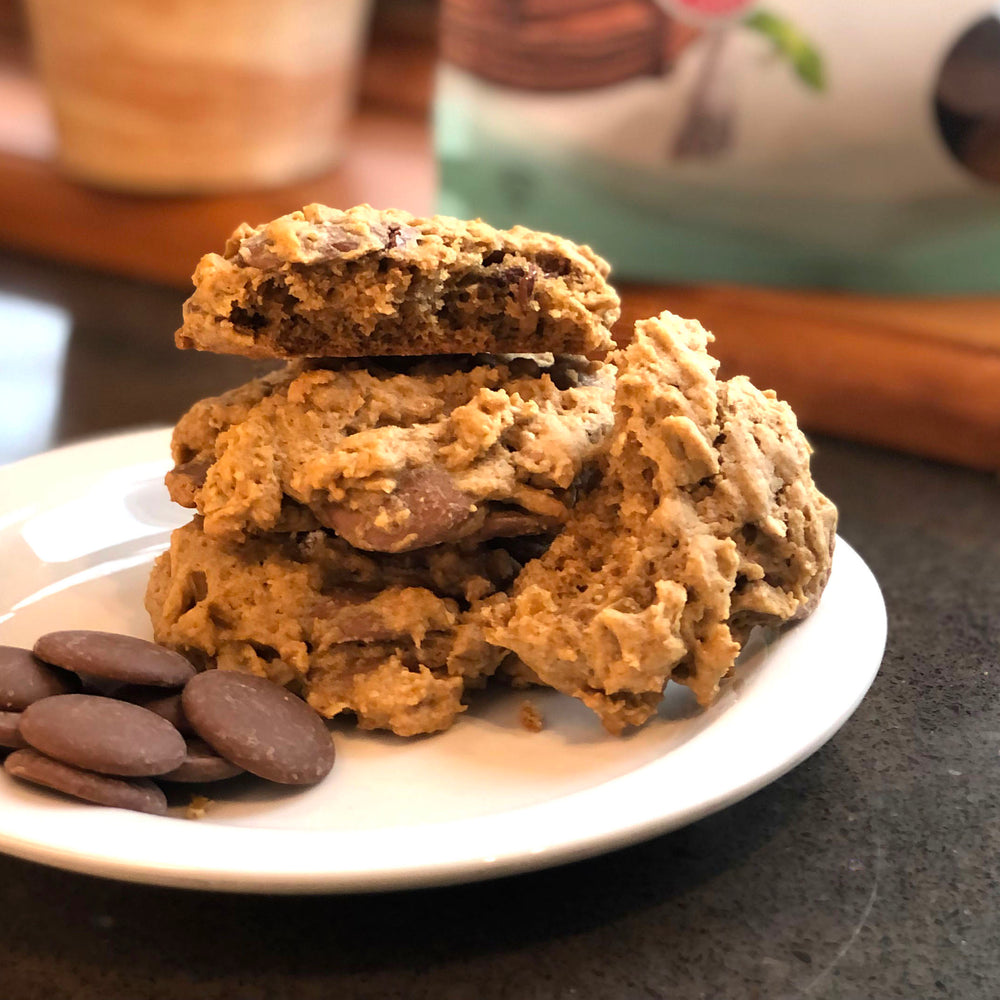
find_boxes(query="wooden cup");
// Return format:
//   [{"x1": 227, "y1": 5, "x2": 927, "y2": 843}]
[{"x1": 25, "y1": 0, "x2": 372, "y2": 193}]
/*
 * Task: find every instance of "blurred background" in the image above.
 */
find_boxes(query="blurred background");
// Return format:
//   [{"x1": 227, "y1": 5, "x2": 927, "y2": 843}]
[{"x1": 0, "y1": 0, "x2": 998, "y2": 469}]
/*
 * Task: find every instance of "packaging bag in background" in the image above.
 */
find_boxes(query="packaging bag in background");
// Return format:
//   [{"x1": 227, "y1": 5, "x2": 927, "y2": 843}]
[{"x1": 436, "y1": 0, "x2": 1000, "y2": 292}]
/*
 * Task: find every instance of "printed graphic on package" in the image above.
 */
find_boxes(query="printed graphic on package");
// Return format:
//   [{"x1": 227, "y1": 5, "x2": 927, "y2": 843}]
[{"x1": 436, "y1": 1, "x2": 1000, "y2": 291}]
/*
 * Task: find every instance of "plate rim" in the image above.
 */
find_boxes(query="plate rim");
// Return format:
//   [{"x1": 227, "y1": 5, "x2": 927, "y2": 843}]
[{"x1": 0, "y1": 428, "x2": 886, "y2": 893}]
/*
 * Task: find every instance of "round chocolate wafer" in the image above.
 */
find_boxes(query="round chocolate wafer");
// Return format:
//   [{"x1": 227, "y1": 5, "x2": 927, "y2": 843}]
[
  {"x1": 19, "y1": 694, "x2": 186, "y2": 777},
  {"x1": 120, "y1": 688, "x2": 194, "y2": 736},
  {"x1": 158, "y1": 738, "x2": 245, "y2": 783},
  {"x1": 0, "y1": 711, "x2": 26, "y2": 749},
  {"x1": 182, "y1": 671, "x2": 334, "y2": 785},
  {"x1": 4, "y1": 748, "x2": 167, "y2": 815},
  {"x1": 0, "y1": 645, "x2": 79, "y2": 710},
  {"x1": 33, "y1": 631, "x2": 195, "y2": 689}
]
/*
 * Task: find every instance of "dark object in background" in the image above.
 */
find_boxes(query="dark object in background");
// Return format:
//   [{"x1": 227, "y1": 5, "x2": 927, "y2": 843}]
[
  {"x1": 440, "y1": 0, "x2": 698, "y2": 91},
  {"x1": 934, "y1": 15, "x2": 1000, "y2": 185}
]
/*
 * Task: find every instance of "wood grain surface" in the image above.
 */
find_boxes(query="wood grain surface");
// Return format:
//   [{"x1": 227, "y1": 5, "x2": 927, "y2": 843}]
[
  {"x1": 0, "y1": 20, "x2": 997, "y2": 471},
  {"x1": 619, "y1": 285, "x2": 1000, "y2": 472}
]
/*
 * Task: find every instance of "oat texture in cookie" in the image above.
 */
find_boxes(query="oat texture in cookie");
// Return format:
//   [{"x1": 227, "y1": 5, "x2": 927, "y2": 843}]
[
  {"x1": 175, "y1": 204, "x2": 620, "y2": 359},
  {"x1": 482, "y1": 312, "x2": 838, "y2": 734},
  {"x1": 145, "y1": 520, "x2": 522, "y2": 736},
  {"x1": 166, "y1": 354, "x2": 615, "y2": 550}
]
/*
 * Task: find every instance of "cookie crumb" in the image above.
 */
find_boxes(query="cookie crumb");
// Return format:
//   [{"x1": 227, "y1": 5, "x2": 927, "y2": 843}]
[
  {"x1": 185, "y1": 794, "x2": 213, "y2": 820},
  {"x1": 519, "y1": 699, "x2": 544, "y2": 733}
]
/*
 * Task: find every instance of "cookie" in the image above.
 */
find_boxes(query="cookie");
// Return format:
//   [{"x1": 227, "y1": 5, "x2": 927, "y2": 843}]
[
  {"x1": 482, "y1": 312, "x2": 837, "y2": 734},
  {"x1": 145, "y1": 520, "x2": 522, "y2": 736},
  {"x1": 166, "y1": 354, "x2": 614, "y2": 548},
  {"x1": 174, "y1": 204, "x2": 620, "y2": 359}
]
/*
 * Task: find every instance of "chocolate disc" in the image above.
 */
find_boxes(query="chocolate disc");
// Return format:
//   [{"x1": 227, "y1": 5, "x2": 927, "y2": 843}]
[
  {"x1": 33, "y1": 631, "x2": 195, "y2": 688},
  {"x1": 182, "y1": 671, "x2": 335, "y2": 785},
  {"x1": 4, "y1": 749, "x2": 167, "y2": 815},
  {"x1": 19, "y1": 694, "x2": 186, "y2": 777},
  {"x1": 75, "y1": 673, "x2": 128, "y2": 698},
  {"x1": 0, "y1": 711, "x2": 26, "y2": 749},
  {"x1": 0, "y1": 645, "x2": 79, "y2": 710},
  {"x1": 158, "y1": 738, "x2": 245, "y2": 783},
  {"x1": 120, "y1": 688, "x2": 194, "y2": 735}
]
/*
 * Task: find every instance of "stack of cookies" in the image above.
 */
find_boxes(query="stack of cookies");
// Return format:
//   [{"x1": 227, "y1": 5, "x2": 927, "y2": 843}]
[
  {"x1": 146, "y1": 204, "x2": 621, "y2": 736},
  {"x1": 147, "y1": 203, "x2": 837, "y2": 738}
]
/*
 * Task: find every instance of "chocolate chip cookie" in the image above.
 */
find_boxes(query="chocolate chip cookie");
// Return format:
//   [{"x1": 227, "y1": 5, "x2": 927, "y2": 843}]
[
  {"x1": 481, "y1": 311, "x2": 838, "y2": 734},
  {"x1": 166, "y1": 353, "x2": 615, "y2": 548},
  {"x1": 145, "y1": 520, "x2": 519, "y2": 736},
  {"x1": 174, "y1": 204, "x2": 620, "y2": 359}
]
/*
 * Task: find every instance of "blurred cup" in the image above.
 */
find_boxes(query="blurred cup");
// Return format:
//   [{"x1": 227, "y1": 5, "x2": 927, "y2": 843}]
[{"x1": 24, "y1": 0, "x2": 373, "y2": 193}]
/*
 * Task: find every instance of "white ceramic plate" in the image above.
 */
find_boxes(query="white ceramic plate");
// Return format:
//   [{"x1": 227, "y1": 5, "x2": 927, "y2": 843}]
[{"x1": 0, "y1": 429, "x2": 885, "y2": 893}]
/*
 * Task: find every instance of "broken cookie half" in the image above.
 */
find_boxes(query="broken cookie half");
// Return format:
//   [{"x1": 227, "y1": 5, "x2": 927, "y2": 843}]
[
  {"x1": 175, "y1": 204, "x2": 620, "y2": 359},
  {"x1": 481, "y1": 311, "x2": 838, "y2": 734}
]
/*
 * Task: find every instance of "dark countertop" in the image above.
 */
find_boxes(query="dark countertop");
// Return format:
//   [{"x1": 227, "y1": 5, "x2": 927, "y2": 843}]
[{"x1": 0, "y1": 251, "x2": 997, "y2": 1000}]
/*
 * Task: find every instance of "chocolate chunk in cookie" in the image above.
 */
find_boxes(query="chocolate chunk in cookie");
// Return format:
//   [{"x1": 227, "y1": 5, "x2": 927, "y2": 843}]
[
  {"x1": 317, "y1": 466, "x2": 478, "y2": 553},
  {"x1": 158, "y1": 737, "x2": 245, "y2": 783}
]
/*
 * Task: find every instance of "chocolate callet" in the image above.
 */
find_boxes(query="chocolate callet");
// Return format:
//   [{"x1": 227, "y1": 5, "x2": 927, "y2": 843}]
[
  {"x1": 165, "y1": 457, "x2": 211, "y2": 508},
  {"x1": 0, "y1": 711, "x2": 27, "y2": 749},
  {"x1": 158, "y1": 738, "x2": 245, "y2": 783},
  {"x1": 534, "y1": 252, "x2": 573, "y2": 277},
  {"x1": 467, "y1": 508, "x2": 563, "y2": 543},
  {"x1": 19, "y1": 694, "x2": 187, "y2": 777},
  {"x1": 228, "y1": 306, "x2": 268, "y2": 332},
  {"x1": 5, "y1": 749, "x2": 168, "y2": 815},
  {"x1": 33, "y1": 631, "x2": 196, "y2": 688},
  {"x1": 0, "y1": 645, "x2": 80, "y2": 710},
  {"x1": 317, "y1": 466, "x2": 477, "y2": 553},
  {"x1": 182, "y1": 671, "x2": 334, "y2": 785},
  {"x1": 124, "y1": 689, "x2": 195, "y2": 735}
]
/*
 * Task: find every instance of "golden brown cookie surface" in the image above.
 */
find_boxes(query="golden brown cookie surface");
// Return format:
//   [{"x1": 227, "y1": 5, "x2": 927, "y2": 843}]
[
  {"x1": 145, "y1": 520, "x2": 519, "y2": 736},
  {"x1": 167, "y1": 354, "x2": 615, "y2": 549},
  {"x1": 482, "y1": 312, "x2": 838, "y2": 734}
]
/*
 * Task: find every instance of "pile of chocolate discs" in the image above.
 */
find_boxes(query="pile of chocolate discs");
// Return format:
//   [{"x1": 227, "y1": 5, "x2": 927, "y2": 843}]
[{"x1": 0, "y1": 631, "x2": 335, "y2": 815}]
